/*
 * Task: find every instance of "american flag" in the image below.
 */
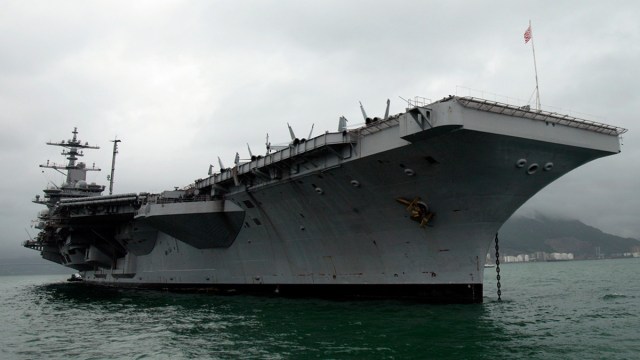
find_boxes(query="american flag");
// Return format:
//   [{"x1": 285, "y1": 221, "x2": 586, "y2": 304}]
[{"x1": 524, "y1": 25, "x2": 532, "y2": 44}]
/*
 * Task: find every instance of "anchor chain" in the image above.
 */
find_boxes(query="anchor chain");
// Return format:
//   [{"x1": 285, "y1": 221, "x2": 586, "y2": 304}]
[{"x1": 494, "y1": 233, "x2": 502, "y2": 301}]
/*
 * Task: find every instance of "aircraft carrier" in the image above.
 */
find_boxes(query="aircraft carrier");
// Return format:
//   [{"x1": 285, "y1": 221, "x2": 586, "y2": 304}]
[{"x1": 24, "y1": 95, "x2": 626, "y2": 303}]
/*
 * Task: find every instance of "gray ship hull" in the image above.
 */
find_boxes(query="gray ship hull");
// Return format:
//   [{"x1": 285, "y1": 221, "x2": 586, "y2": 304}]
[{"x1": 28, "y1": 97, "x2": 625, "y2": 303}]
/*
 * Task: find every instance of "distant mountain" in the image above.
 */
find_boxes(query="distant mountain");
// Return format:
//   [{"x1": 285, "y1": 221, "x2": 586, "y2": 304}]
[{"x1": 498, "y1": 216, "x2": 640, "y2": 259}]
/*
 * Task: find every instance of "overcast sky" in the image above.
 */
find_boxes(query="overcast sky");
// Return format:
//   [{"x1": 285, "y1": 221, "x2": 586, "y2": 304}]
[{"x1": 1, "y1": 0, "x2": 638, "y2": 259}]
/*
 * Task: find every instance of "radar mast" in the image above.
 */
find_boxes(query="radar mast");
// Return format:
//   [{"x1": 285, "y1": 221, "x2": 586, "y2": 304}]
[{"x1": 40, "y1": 127, "x2": 101, "y2": 187}]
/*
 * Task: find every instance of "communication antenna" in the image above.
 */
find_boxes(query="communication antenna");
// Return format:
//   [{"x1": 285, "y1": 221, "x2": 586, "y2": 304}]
[
  {"x1": 109, "y1": 137, "x2": 121, "y2": 195},
  {"x1": 287, "y1": 123, "x2": 297, "y2": 141},
  {"x1": 307, "y1": 123, "x2": 315, "y2": 139},
  {"x1": 398, "y1": 96, "x2": 411, "y2": 107},
  {"x1": 338, "y1": 116, "x2": 348, "y2": 132},
  {"x1": 24, "y1": 228, "x2": 34, "y2": 241},
  {"x1": 384, "y1": 99, "x2": 390, "y2": 120},
  {"x1": 359, "y1": 101, "x2": 368, "y2": 120},
  {"x1": 247, "y1": 143, "x2": 254, "y2": 158}
]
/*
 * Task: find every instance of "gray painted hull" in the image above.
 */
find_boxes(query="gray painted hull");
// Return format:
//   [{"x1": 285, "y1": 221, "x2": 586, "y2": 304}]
[
  {"x1": 83, "y1": 133, "x2": 613, "y2": 302},
  {"x1": 33, "y1": 97, "x2": 624, "y2": 303}
]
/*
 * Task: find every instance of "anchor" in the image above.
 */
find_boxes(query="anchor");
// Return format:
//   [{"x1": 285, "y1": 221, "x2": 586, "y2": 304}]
[{"x1": 396, "y1": 197, "x2": 434, "y2": 227}]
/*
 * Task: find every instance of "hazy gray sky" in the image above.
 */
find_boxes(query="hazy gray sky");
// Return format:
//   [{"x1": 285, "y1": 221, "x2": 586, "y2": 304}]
[{"x1": 1, "y1": 1, "x2": 638, "y2": 258}]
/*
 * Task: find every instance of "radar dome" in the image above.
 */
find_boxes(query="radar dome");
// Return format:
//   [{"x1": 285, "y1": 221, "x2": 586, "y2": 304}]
[{"x1": 76, "y1": 180, "x2": 88, "y2": 188}]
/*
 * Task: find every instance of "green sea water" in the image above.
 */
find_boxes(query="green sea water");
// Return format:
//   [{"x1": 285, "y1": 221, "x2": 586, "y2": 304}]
[{"x1": 0, "y1": 259, "x2": 638, "y2": 359}]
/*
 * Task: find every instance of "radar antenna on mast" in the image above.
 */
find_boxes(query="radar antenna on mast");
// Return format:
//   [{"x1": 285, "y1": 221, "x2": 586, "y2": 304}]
[{"x1": 40, "y1": 127, "x2": 101, "y2": 186}]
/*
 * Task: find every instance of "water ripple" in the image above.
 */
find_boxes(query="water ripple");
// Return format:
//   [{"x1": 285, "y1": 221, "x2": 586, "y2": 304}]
[{"x1": 1, "y1": 260, "x2": 640, "y2": 359}]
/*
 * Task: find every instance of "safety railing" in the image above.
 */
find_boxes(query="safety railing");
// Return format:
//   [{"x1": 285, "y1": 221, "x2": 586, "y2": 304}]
[{"x1": 457, "y1": 96, "x2": 627, "y2": 136}]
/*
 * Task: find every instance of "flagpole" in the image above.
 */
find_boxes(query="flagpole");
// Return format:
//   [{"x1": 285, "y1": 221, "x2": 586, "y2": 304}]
[{"x1": 529, "y1": 20, "x2": 541, "y2": 110}]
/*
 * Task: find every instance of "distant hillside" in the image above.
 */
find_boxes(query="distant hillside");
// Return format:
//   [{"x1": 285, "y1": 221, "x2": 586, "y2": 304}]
[{"x1": 498, "y1": 216, "x2": 640, "y2": 259}]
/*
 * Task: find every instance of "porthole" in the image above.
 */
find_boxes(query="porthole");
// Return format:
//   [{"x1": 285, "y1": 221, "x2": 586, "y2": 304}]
[
  {"x1": 516, "y1": 159, "x2": 527, "y2": 168},
  {"x1": 527, "y1": 163, "x2": 539, "y2": 175},
  {"x1": 544, "y1": 162, "x2": 554, "y2": 171}
]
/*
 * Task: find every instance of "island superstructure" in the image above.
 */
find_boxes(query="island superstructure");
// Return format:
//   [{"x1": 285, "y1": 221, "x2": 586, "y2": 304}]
[{"x1": 24, "y1": 96, "x2": 626, "y2": 303}]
